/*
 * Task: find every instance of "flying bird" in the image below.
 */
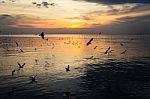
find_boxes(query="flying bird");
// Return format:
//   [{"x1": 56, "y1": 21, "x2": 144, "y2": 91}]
[
  {"x1": 99, "y1": 32, "x2": 101, "y2": 35},
  {"x1": 120, "y1": 42, "x2": 124, "y2": 46},
  {"x1": 65, "y1": 65, "x2": 70, "y2": 72},
  {"x1": 104, "y1": 47, "x2": 111, "y2": 54},
  {"x1": 86, "y1": 38, "x2": 93, "y2": 46},
  {"x1": 15, "y1": 41, "x2": 18, "y2": 46},
  {"x1": 18, "y1": 62, "x2": 26, "y2": 70},
  {"x1": 94, "y1": 46, "x2": 97, "y2": 49},
  {"x1": 20, "y1": 48, "x2": 23, "y2": 52},
  {"x1": 29, "y1": 75, "x2": 37, "y2": 83},
  {"x1": 39, "y1": 32, "x2": 45, "y2": 39},
  {"x1": 121, "y1": 50, "x2": 127, "y2": 54},
  {"x1": 65, "y1": 92, "x2": 71, "y2": 99},
  {"x1": 12, "y1": 69, "x2": 16, "y2": 76}
]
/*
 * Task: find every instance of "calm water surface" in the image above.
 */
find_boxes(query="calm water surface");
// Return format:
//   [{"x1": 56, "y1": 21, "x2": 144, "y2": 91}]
[{"x1": 0, "y1": 34, "x2": 150, "y2": 99}]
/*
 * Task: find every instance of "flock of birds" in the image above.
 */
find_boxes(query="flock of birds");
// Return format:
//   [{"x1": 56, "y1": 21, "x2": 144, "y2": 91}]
[{"x1": 0, "y1": 31, "x2": 134, "y2": 98}]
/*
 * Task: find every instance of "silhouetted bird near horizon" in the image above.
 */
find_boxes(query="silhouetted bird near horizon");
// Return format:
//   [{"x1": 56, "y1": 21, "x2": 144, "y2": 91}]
[
  {"x1": 39, "y1": 32, "x2": 45, "y2": 39},
  {"x1": 29, "y1": 75, "x2": 37, "y2": 83},
  {"x1": 20, "y1": 48, "x2": 23, "y2": 52},
  {"x1": 88, "y1": 56, "x2": 94, "y2": 59},
  {"x1": 121, "y1": 50, "x2": 127, "y2": 54},
  {"x1": 18, "y1": 62, "x2": 26, "y2": 70},
  {"x1": 86, "y1": 38, "x2": 93, "y2": 46},
  {"x1": 94, "y1": 46, "x2": 97, "y2": 49},
  {"x1": 104, "y1": 47, "x2": 111, "y2": 54},
  {"x1": 15, "y1": 41, "x2": 18, "y2": 46},
  {"x1": 120, "y1": 42, "x2": 124, "y2": 46},
  {"x1": 66, "y1": 65, "x2": 70, "y2": 72},
  {"x1": 99, "y1": 32, "x2": 101, "y2": 35},
  {"x1": 65, "y1": 92, "x2": 71, "y2": 99},
  {"x1": 12, "y1": 69, "x2": 16, "y2": 76}
]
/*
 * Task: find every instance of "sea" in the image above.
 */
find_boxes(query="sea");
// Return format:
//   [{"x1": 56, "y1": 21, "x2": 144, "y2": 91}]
[{"x1": 0, "y1": 34, "x2": 150, "y2": 99}]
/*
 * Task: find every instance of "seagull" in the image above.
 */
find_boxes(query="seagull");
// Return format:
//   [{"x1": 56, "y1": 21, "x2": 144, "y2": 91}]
[
  {"x1": 65, "y1": 65, "x2": 70, "y2": 72},
  {"x1": 18, "y1": 62, "x2": 26, "y2": 70},
  {"x1": 99, "y1": 32, "x2": 101, "y2": 35},
  {"x1": 88, "y1": 56, "x2": 93, "y2": 59},
  {"x1": 104, "y1": 47, "x2": 111, "y2": 54},
  {"x1": 29, "y1": 75, "x2": 37, "y2": 83},
  {"x1": 65, "y1": 92, "x2": 71, "y2": 99},
  {"x1": 121, "y1": 50, "x2": 127, "y2": 54},
  {"x1": 15, "y1": 41, "x2": 18, "y2": 46},
  {"x1": 12, "y1": 69, "x2": 16, "y2": 76},
  {"x1": 39, "y1": 32, "x2": 45, "y2": 39},
  {"x1": 20, "y1": 48, "x2": 23, "y2": 52},
  {"x1": 120, "y1": 42, "x2": 124, "y2": 46},
  {"x1": 94, "y1": 46, "x2": 97, "y2": 49},
  {"x1": 86, "y1": 38, "x2": 93, "y2": 46}
]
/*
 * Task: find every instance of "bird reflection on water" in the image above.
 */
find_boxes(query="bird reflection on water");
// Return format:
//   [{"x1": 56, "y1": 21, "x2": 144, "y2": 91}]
[{"x1": 0, "y1": 34, "x2": 150, "y2": 99}]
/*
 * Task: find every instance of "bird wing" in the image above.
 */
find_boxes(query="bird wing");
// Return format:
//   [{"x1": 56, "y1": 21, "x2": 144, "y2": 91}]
[
  {"x1": 18, "y1": 62, "x2": 21, "y2": 67},
  {"x1": 86, "y1": 38, "x2": 93, "y2": 46},
  {"x1": 105, "y1": 47, "x2": 110, "y2": 54},
  {"x1": 42, "y1": 35, "x2": 44, "y2": 39},
  {"x1": 22, "y1": 63, "x2": 26, "y2": 67}
]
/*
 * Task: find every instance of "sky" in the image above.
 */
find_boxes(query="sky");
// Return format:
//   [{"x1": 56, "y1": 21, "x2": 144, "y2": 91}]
[{"x1": 0, "y1": 0, "x2": 150, "y2": 34}]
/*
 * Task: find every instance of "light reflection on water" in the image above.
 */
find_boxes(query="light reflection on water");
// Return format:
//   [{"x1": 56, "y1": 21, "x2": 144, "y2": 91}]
[{"x1": 0, "y1": 34, "x2": 150, "y2": 99}]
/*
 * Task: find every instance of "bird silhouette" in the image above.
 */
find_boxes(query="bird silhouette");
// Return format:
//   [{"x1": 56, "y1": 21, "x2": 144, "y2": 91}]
[
  {"x1": 39, "y1": 32, "x2": 45, "y2": 39},
  {"x1": 18, "y1": 62, "x2": 26, "y2": 70},
  {"x1": 12, "y1": 69, "x2": 16, "y2": 76},
  {"x1": 94, "y1": 46, "x2": 97, "y2": 49},
  {"x1": 86, "y1": 38, "x2": 93, "y2": 46},
  {"x1": 15, "y1": 41, "x2": 18, "y2": 46},
  {"x1": 121, "y1": 50, "x2": 127, "y2": 54},
  {"x1": 20, "y1": 48, "x2": 23, "y2": 52},
  {"x1": 65, "y1": 65, "x2": 70, "y2": 72},
  {"x1": 120, "y1": 42, "x2": 124, "y2": 46},
  {"x1": 104, "y1": 47, "x2": 111, "y2": 54},
  {"x1": 29, "y1": 75, "x2": 37, "y2": 83},
  {"x1": 65, "y1": 92, "x2": 71, "y2": 99},
  {"x1": 99, "y1": 32, "x2": 101, "y2": 35}
]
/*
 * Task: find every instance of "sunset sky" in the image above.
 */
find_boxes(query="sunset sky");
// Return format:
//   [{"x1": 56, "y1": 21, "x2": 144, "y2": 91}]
[{"x1": 0, "y1": 0, "x2": 150, "y2": 34}]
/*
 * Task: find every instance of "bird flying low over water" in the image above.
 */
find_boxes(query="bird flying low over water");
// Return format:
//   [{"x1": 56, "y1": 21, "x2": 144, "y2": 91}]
[
  {"x1": 86, "y1": 38, "x2": 93, "y2": 46},
  {"x1": 65, "y1": 65, "x2": 70, "y2": 72},
  {"x1": 121, "y1": 50, "x2": 127, "y2": 54},
  {"x1": 104, "y1": 47, "x2": 111, "y2": 54},
  {"x1": 18, "y1": 62, "x2": 26, "y2": 70},
  {"x1": 12, "y1": 69, "x2": 16, "y2": 76},
  {"x1": 20, "y1": 48, "x2": 23, "y2": 52},
  {"x1": 94, "y1": 46, "x2": 98, "y2": 49},
  {"x1": 39, "y1": 32, "x2": 45, "y2": 39},
  {"x1": 29, "y1": 75, "x2": 37, "y2": 83}
]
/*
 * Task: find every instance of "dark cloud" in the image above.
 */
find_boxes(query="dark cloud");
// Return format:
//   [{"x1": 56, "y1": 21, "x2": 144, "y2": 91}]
[
  {"x1": 0, "y1": 14, "x2": 13, "y2": 20},
  {"x1": 93, "y1": 15, "x2": 150, "y2": 34},
  {"x1": 74, "y1": 0, "x2": 150, "y2": 4}
]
